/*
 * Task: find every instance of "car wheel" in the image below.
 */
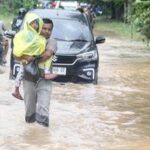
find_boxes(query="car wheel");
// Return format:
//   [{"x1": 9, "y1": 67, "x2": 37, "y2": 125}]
[{"x1": 93, "y1": 69, "x2": 98, "y2": 85}]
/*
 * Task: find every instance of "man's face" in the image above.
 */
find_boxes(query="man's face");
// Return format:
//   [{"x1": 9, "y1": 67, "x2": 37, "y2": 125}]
[{"x1": 41, "y1": 23, "x2": 53, "y2": 39}]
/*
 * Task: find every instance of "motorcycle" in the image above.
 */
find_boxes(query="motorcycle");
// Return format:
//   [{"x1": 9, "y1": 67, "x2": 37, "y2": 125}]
[{"x1": 0, "y1": 39, "x2": 3, "y2": 65}]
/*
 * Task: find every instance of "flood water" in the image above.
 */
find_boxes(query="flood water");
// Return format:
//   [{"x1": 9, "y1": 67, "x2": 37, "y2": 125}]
[{"x1": 0, "y1": 38, "x2": 150, "y2": 150}]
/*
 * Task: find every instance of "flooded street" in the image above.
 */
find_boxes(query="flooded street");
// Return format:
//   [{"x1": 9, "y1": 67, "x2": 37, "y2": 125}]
[{"x1": 0, "y1": 37, "x2": 150, "y2": 150}]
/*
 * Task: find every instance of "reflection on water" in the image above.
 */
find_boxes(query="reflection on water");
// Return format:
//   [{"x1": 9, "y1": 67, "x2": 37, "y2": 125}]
[{"x1": 0, "y1": 38, "x2": 150, "y2": 150}]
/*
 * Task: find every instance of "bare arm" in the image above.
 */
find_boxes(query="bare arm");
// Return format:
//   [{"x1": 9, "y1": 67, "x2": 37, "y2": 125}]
[
  {"x1": 39, "y1": 38, "x2": 57, "y2": 62},
  {"x1": 39, "y1": 48, "x2": 54, "y2": 62}
]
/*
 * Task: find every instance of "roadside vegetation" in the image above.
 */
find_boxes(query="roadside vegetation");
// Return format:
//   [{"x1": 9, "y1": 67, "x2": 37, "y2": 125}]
[
  {"x1": 83, "y1": 0, "x2": 150, "y2": 46},
  {"x1": 94, "y1": 16, "x2": 141, "y2": 41},
  {"x1": 0, "y1": 14, "x2": 14, "y2": 29},
  {"x1": 0, "y1": 0, "x2": 149, "y2": 45},
  {"x1": 0, "y1": 0, "x2": 37, "y2": 28}
]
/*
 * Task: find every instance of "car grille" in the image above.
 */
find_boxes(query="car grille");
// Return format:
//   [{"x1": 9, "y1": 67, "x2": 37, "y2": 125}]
[{"x1": 53, "y1": 55, "x2": 77, "y2": 64}]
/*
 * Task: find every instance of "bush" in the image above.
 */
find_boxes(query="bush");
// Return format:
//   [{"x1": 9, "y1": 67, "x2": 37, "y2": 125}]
[{"x1": 132, "y1": 1, "x2": 150, "y2": 46}]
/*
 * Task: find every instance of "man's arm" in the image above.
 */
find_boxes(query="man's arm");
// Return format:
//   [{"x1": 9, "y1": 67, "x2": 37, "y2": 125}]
[
  {"x1": 39, "y1": 49, "x2": 54, "y2": 62},
  {"x1": 40, "y1": 38, "x2": 57, "y2": 62}
]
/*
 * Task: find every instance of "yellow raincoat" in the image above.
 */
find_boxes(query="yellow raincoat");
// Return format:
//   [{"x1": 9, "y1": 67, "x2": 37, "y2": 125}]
[
  {"x1": 13, "y1": 13, "x2": 46, "y2": 57},
  {"x1": 13, "y1": 13, "x2": 52, "y2": 71}
]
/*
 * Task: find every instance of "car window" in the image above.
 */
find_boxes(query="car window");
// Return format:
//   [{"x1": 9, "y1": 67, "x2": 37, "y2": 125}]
[{"x1": 51, "y1": 19, "x2": 92, "y2": 42}]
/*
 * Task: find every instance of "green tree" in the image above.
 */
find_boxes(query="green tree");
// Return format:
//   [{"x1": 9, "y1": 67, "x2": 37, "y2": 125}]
[
  {"x1": 131, "y1": 0, "x2": 150, "y2": 45},
  {"x1": 102, "y1": 0, "x2": 135, "y2": 21},
  {"x1": 0, "y1": 0, "x2": 38, "y2": 15}
]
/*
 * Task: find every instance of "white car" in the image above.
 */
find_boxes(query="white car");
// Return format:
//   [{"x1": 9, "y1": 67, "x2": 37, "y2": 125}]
[{"x1": 55, "y1": 1, "x2": 79, "y2": 10}]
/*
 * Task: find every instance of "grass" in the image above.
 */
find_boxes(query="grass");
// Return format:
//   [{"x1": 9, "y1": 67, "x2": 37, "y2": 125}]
[{"x1": 94, "y1": 16, "x2": 142, "y2": 41}]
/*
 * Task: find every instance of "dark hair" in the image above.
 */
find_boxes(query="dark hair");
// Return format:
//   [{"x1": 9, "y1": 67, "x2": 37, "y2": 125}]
[
  {"x1": 19, "y1": 8, "x2": 27, "y2": 17},
  {"x1": 43, "y1": 18, "x2": 53, "y2": 29},
  {"x1": 76, "y1": 7, "x2": 84, "y2": 13}
]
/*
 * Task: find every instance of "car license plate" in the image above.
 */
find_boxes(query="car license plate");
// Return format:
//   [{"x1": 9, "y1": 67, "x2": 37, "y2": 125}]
[{"x1": 52, "y1": 67, "x2": 66, "y2": 75}]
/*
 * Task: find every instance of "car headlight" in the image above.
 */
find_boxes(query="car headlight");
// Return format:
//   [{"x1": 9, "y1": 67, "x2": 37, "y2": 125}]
[{"x1": 77, "y1": 51, "x2": 98, "y2": 61}]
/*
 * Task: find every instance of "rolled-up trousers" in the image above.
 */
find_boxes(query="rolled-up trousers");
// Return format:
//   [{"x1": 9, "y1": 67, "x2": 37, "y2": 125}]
[{"x1": 23, "y1": 79, "x2": 52, "y2": 127}]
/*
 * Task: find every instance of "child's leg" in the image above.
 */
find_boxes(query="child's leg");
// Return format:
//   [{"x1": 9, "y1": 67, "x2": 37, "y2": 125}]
[
  {"x1": 12, "y1": 65, "x2": 24, "y2": 100},
  {"x1": 15, "y1": 65, "x2": 24, "y2": 86}
]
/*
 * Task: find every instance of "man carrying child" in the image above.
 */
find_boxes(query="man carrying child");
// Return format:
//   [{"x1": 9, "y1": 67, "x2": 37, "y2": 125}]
[{"x1": 13, "y1": 13, "x2": 57, "y2": 127}]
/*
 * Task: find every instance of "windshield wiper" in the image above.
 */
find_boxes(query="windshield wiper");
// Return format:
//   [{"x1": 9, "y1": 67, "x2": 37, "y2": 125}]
[
  {"x1": 68, "y1": 39, "x2": 89, "y2": 42},
  {"x1": 54, "y1": 38, "x2": 89, "y2": 42},
  {"x1": 54, "y1": 38, "x2": 67, "y2": 41}
]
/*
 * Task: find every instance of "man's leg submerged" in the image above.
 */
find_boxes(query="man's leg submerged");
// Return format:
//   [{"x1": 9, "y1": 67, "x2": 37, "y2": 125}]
[
  {"x1": 23, "y1": 80, "x2": 37, "y2": 123},
  {"x1": 36, "y1": 79, "x2": 52, "y2": 127}
]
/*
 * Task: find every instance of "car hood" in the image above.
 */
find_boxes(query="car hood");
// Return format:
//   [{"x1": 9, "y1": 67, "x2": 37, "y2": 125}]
[{"x1": 55, "y1": 41, "x2": 92, "y2": 55}]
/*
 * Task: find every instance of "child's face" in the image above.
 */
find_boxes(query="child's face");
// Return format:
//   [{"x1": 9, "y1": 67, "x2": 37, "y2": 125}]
[{"x1": 30, "y1": 20, "x2": 39, "y2": 32}]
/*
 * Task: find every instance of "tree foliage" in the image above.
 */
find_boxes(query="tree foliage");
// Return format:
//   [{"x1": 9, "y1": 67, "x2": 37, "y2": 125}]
[
  {"x1": 80, "y1": 0, "x2": 150, "y2": 44},
  {"x1": 0, "y1": 0, "x2": 37, "y2": 15},
  {"x1": 0, "y1": 0, "x2": 149, "y2": 44},
  {"x1": 131, "y1": 0, "x2": 150, "y2": 45}
]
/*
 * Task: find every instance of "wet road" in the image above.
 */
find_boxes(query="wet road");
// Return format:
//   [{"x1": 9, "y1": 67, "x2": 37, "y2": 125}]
[{"x1": 0, "y1": 38, "x2": 150, "y2": 150}]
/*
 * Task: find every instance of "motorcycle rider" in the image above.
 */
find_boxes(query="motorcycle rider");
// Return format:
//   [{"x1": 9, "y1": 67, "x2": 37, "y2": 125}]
[
  {"x1": 0, "y1": 20, "x2": 7, "y2": 65},
  {"x1": 11, "y1": 8, "x2": 27, "y2": 32},
  {"x1": 0, "y1": 41, "x2": 3, "y2": 65}
]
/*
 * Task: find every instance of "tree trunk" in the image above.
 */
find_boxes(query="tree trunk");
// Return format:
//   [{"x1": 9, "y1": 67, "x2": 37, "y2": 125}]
[
  {"x1": 124, "y1": 0, "x2": 128, "y2": 23},
  {"x1": 111, "y1": 1, "x2": 124, "y2": 21},
  {"x1": 124, "y1": 0, "x2": 133, "y2": 23},
  {"x1": 111, "y1": 2, "x2": 116, "y2": 19}
]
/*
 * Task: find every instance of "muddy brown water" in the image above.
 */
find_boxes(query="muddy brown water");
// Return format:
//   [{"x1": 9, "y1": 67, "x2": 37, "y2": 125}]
[{"x1": 0, "y1": 37, "x2": 150, "y2": 150}]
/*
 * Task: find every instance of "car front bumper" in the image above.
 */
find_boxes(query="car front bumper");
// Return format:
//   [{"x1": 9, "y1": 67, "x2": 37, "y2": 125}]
[{"x1": 53, "y1": 60, "x2": 98, "y2": 81}]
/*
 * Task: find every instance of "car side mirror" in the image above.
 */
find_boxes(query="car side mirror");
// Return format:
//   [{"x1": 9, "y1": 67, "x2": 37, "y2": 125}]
[
  {"x1": 95, "y1": 36, "x2": 105, "y2": 44},
  {"x1": 4, "y1": 30, "x2": 16, "y2": 39}
]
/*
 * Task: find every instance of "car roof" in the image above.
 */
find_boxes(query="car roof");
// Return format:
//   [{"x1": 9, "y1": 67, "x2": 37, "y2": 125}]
[{"x1": 30, "y1": 8, "x2": 86, "y2": 21}]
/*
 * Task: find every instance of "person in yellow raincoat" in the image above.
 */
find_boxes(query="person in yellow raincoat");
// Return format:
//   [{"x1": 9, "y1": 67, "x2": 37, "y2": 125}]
[
  {"x1": 13, "y1": 13, "x2": 45, "y2": 60},
  {"x1": 12, "y1": 13, "x2": 53, "y2": 100}
]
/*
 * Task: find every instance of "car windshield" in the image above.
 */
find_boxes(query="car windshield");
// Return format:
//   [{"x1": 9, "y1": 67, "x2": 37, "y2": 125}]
[{"x1": 52, "y1": 19, "x2": 92, "y2": 42}]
